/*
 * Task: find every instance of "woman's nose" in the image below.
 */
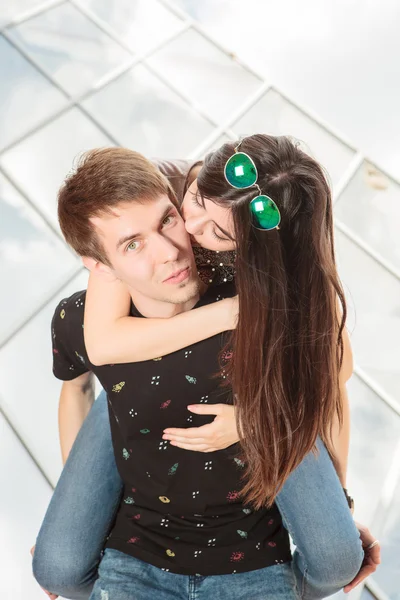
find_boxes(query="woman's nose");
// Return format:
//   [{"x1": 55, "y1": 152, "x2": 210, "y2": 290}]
[{"x1": 184, "y1": 216, "x2": 205, "y2": 236}]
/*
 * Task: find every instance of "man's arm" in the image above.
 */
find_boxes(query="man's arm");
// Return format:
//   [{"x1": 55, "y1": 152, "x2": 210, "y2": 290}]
[
  {"x1": 58, "y1": 371, "x2": 95, "y2": 464},
  {"x1": 51, "y1": 292, "x2": 92, "y2": 464}
]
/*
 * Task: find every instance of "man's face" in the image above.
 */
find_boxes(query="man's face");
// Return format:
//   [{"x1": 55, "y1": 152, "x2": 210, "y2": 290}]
[{"x1": 90, "y1": 195, "x2": 200, "y2": 315}]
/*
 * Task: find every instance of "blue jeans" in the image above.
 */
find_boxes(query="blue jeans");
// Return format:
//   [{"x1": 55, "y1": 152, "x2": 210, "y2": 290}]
[
  {"x1": 90, "y1": 549, "x2": 297, "y2": 600},
  {"x1": 33, "y1": 391, "x2": 363, "y2": 600}
]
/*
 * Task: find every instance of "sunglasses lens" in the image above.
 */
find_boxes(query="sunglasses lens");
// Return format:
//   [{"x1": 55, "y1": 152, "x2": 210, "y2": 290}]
[
  {"x1": 225, "y1": 152, "x2": 257, "y2": 188},
  {"x1": 250, "y1": 195, "x2": 281, "y2": 230}
]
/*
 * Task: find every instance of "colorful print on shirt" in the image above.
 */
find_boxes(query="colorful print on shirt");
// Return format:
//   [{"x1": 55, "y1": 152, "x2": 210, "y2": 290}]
[{"x1": 51, "y1": 283, "x2": 291, "y2": 575}]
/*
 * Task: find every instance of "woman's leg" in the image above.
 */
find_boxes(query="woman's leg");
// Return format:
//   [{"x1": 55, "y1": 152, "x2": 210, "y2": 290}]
[
  {"x1": 32, "y1": 390, "x2": 123, "y2": 600},
  {"x1": 275, "y1": 437, "x2": 364, "y2": 600}
]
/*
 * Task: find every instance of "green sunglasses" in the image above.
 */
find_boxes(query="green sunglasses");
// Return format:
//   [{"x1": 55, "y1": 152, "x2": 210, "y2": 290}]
[{"x1": 224, "y1": 144, "x2": 281, "y2": 231}]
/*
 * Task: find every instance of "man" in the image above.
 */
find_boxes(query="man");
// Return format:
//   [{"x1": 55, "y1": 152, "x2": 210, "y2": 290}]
[{"x1": 39, "y1": 147, "x2": 294, "y2": 599}]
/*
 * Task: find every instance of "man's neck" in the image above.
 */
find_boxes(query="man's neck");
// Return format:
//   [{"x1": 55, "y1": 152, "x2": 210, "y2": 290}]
[{"x1": 127, "y1": 282, "x2": 207, "y2": 319}]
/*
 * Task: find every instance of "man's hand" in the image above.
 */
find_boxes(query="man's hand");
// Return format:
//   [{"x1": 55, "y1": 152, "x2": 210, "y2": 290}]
[
  {"x1": 162, "y1": 404, "x2": 239, "y2": 452},
  {"x1": 30, "y1": 545, "x2": 58, "y2": 600},
  {"x1": 343, "y1": 522, "x2": 381, "y2": 593}
]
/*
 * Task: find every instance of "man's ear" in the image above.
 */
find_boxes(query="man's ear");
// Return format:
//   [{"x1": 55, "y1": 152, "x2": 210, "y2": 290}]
[{"x1": 81, "y1": 256, "x2": 117, "y2": 281}]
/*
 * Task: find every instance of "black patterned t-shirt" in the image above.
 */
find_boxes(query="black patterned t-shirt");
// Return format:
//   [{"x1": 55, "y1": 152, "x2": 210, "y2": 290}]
[{"x1": 52, "y1": 283, "x2": 292, "y2": 575}]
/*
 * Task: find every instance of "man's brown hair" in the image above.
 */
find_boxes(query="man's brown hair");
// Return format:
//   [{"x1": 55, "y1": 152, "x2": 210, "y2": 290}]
[{"x1": 58, "y1": 147, "x2": 177, "y2": 266}]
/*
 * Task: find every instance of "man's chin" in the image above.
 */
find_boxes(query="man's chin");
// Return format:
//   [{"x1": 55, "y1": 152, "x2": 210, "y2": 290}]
[{"x1": 162, "y1": 276, "x2": 201, "y2": 305}]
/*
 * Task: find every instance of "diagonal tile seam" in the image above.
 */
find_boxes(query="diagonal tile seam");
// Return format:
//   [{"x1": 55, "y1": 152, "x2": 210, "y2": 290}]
[
  {"x1": 187, "y1": 82, "x2": 272, "y2": 160},
  {"x1": 0, "y1": 0, "x2": 65, "y2": 31},
  {"x1": 164, "y1": 0, "x2": 400, "y2": 185},
  {"x1": 377, "y1": 438, "x2": 400, "y2": 524},
  {"x1": 157, "y1": 0, "x2": 266, "y2": 82},
  {"x1": 362, "y1": 440, "x2": 400, "y2": 600},
  {"x1": 365, "y1": 575, "x2": 394, "y2": 600},
  {"x1": 1, "y1": 6, "x2": 399, "y2": 592},
  {"x1": 144, "y1": 60, "x2": 262, "y2": 135},
  {"x1": 0, "y1": 20, "x2": 192, "y2": 155},
  {"x1": 160, "y1": 0, "x2": 400, "y2": 188},
  {"x1": 69, "y1": 0, "x2": 176, "y2": 57},
  {"x1": 0, "y1": 0, "x2": 264, "y2": 84},
  {"x1": 0, "y1": 266, "x2": 85, "y2": 352},
  {"x1": 195, "y1": 132, "x2": 399, "y2": 283},
  {"x1": 1, "y1": 0, "x2": 399, "y2": 194},
  {"x1": 6, "y1": 0, "x2": 260, "y2": 140},
  {"x1": 335, "y1": 218, "x2": 400, "y2": 282},
  {"x1": 0, "y1": 0, "x2": 269, "y2": 157},
  {"x1": 1, "y1": 22, "x2": 399, "y2": 352},
  {"x1": 2, "y1": 4, "x2": 267, "y2": 144},
  {"x1": 268, "y1": 83, "x2": 400, "y2": 186},
  {"x1": 251, "y1": 83, "x2": 357, "y2": 154},
  {"x1": 0, "y1": 165, "x2": 77, "y2": 251},
  {"x1": 1, "y1": 0, "x2": 399, "y2": 419},
  {"x1": 332, "y1": 151, "x2": 400, "y2": 283},
  {"x1": 353, "y1": 366, "x2": 400, "y2": 419},
  {"x1": 0, "y1": 403, "x2": 54, "y2": 490},
  {"x1": 1, "y1": 115, "x2": 399, "y2": 412},
  {"x1": 331, "y1": 153, "x2": 365, "y2": 200},
  {"x1": 1, "y1": 1, "x2": 392, "y2": 195}
]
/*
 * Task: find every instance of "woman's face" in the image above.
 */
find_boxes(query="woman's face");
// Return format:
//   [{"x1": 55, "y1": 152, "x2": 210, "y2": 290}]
[{"x1": 181, "y1": 179, "x2": 235, "y2": 252}]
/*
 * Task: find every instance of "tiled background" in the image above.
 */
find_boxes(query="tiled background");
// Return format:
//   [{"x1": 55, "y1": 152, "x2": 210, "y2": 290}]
[{"x1": 0, "y1": 1, "x2": 399, "y2": 599}]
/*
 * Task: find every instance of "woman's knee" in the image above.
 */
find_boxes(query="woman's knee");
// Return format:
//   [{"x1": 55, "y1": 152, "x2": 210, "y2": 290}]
[
  {"x1": 303, "y1": 528, "x2": 364, "y2": 587},
  {"x1": 32, "y1": 539, "x2": 97, "y2": 599}
]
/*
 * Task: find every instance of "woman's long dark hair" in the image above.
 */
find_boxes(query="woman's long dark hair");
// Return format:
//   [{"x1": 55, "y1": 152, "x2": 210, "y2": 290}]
[{"x1": 197, "y1": 134, "x2": 346, "y2": 510}]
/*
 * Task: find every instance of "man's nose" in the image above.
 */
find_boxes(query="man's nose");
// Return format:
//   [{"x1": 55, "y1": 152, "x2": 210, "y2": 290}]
[
  {"x1": 184, "y1": 215, "x2": 206, "y2": 236},
  {"x1": 153, "y1": 234, "x2": 180, "y2": 262}
]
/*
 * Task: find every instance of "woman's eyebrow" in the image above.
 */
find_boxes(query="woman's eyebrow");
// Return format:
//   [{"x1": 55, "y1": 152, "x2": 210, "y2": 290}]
[{"x1": 195, "y1": 189, "x2": 205, "y2": 208}]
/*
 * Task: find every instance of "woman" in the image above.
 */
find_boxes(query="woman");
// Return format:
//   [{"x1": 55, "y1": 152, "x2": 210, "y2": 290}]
[{"x1": 33, "y1": 135, "x2": 379, "y2": 600}]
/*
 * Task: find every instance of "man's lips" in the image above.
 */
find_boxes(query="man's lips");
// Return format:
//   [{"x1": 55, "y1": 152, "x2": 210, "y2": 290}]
[{"x1": 163, "y1": 267, "x2": 191, "y2": 284}]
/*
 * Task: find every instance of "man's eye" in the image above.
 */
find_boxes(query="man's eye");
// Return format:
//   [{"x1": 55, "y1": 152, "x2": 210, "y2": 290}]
[
  {"x1": 126, "y1": 240, "x2": 140, "y2": 251},
  {"x1": 162, "y1": 214, "x2": 175, "y2": 226}
]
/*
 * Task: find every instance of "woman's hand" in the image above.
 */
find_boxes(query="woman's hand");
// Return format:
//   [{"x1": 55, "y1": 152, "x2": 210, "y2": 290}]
[
  {"x1": 162, "y1": 404, "x2": 239, "y2": 452},
  {"x1": 343, "y1": 522, "x2": 381, "y2": 593}
]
